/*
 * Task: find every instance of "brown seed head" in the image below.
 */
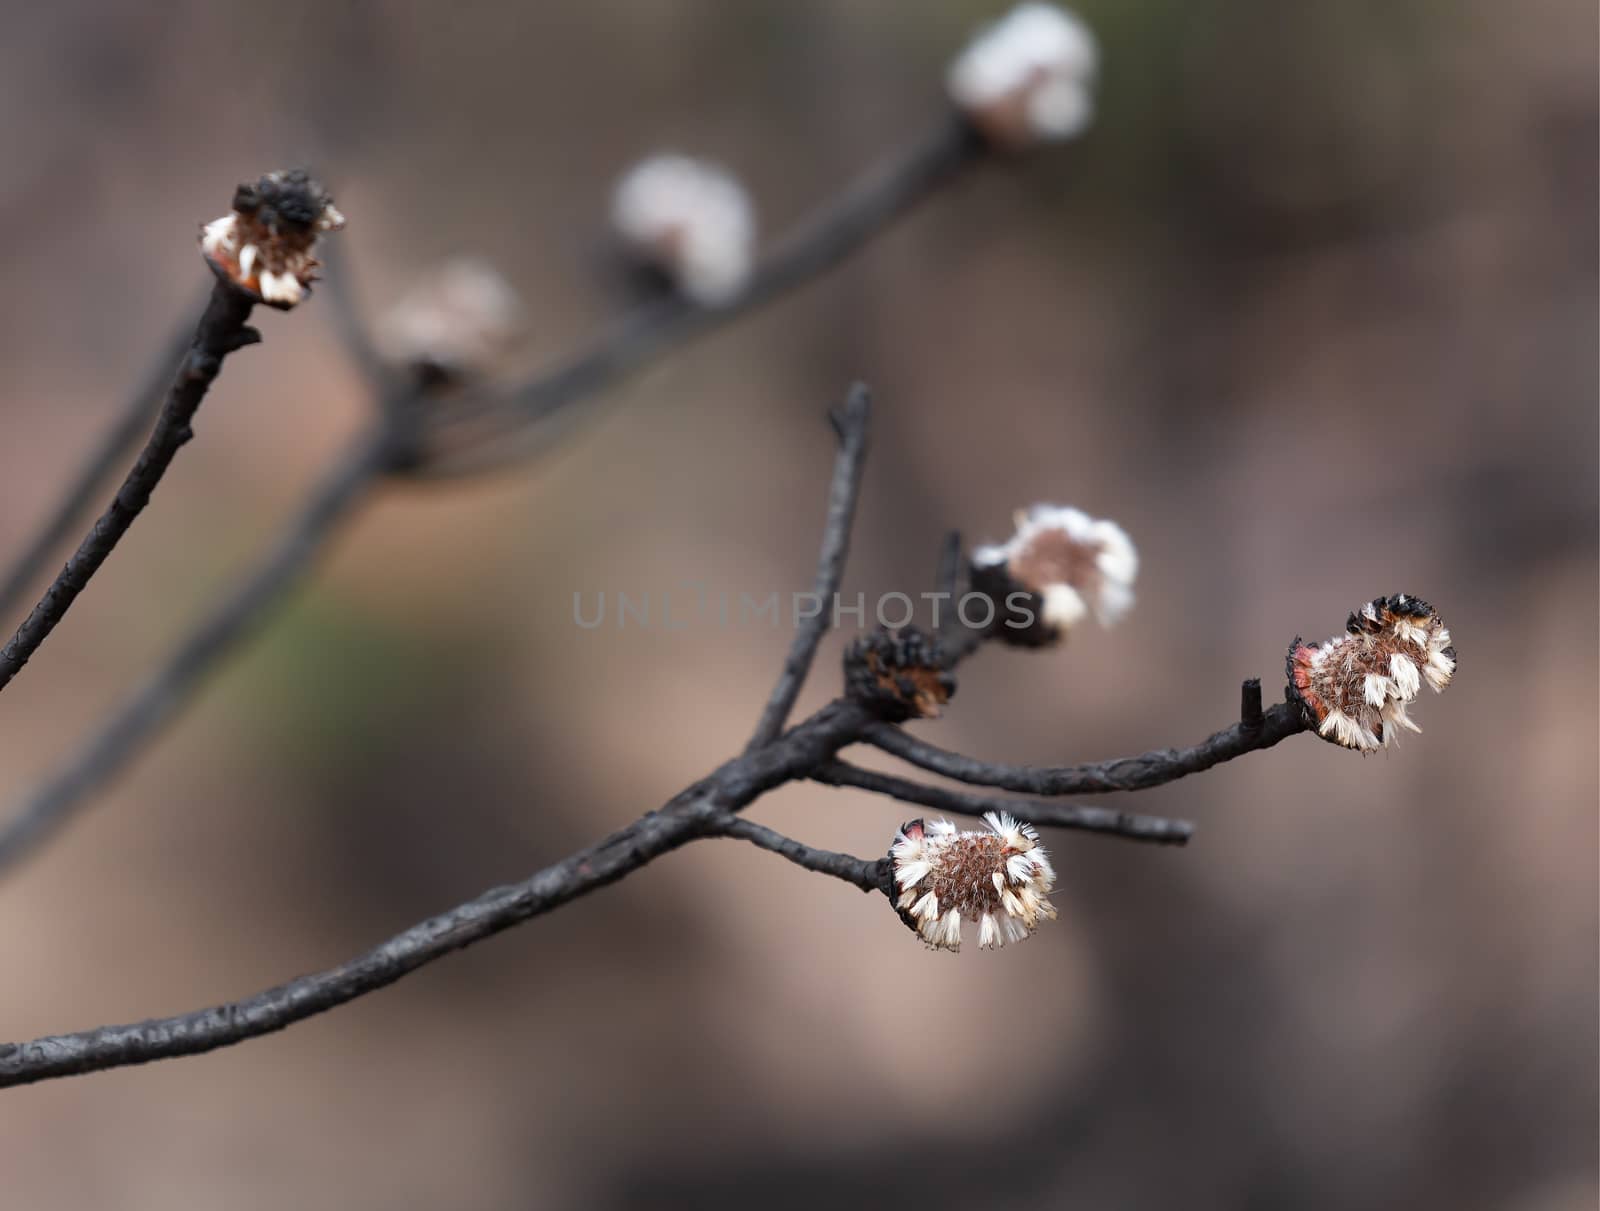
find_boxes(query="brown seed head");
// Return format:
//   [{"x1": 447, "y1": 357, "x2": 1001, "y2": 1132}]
[
  {"x1": 1287, "y1": 593, "x2": 1456, "y2": 752},
  {"x1": 844, "y1": 628, "x2": 955, "y2": 721},
  {"x1": 200, "y1": 169, "x2": 344, "y2": 310}
]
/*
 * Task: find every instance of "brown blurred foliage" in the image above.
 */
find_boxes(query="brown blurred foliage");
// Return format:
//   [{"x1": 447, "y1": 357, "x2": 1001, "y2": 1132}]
[{"x1": 0, "y1": 1, "x2": 1594, "y2": 1208}]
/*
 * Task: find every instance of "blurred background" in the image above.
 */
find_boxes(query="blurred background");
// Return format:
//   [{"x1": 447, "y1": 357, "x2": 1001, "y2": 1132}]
[{"x1": 0, "y1": 1, "x2": 1594, "y2": 1207}]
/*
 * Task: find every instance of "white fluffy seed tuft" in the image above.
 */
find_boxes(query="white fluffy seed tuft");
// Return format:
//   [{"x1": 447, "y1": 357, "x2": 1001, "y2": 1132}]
[
  {"x1": 888, "y1": 814, "x2": 1058, "y2": 952},
  {"x1": 611, "y1": 154, "x2": 756, "y2": 306},
  {"x1": 1289, "y1": 595, "x2": 1456, "y2": 752},
  {"x1": 947, "y1": 4, "x2": 1099, "y2": 146}
]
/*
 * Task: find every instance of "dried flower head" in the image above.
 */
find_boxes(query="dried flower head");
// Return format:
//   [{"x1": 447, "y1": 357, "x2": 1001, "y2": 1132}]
[
  {"x1": 890, "y1": 813, "x2": 1057, "y2": 952},
  {"x1": 971, "y1": 504, "x2": 1137, "y2": 644},
  {"x1": 610, "y1": 154, "x2": 755, "y2": 307},
  {"x1": 377, "y1": 258, "x2": 525, "y2": 384},
  {"x1": 947, "y1": 3, "x2": 1098, "y2": 148},
  {"x1": 844, "y1": 628, "x2": 956, "y2": 721},
  {"x1": 199, "y1": 169, "x2": 344, "y2": 309},
  {"x1": 1287, "y1": 594, "x2": 1457, "y2": 752}
]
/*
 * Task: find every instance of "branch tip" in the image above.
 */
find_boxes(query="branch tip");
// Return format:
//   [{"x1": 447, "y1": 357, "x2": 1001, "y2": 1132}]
[
  {"x1": 1240, "y1": 678, "x2": 1264, "y2": 729},
  {"x1": 844, "y1": 627, "x2": 955, "y2": 721},
  {"x1": 744, "y1": 383, "x2": 874, "y2": 751},
  {"x1": 935, "y1": 530, "x2": 963, "y2": 602},
  {"x1": 226, "y1": 327, "x2": 263, "y2": 352}
]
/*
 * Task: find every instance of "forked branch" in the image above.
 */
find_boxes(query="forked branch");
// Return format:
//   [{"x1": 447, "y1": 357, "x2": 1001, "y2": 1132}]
[{"x1": 0, "y1": 389, "x2": 1309, "y2": 1090}]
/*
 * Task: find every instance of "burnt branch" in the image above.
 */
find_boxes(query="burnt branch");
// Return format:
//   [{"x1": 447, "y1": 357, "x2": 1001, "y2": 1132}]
[
  {"x1": 934, "y1": 529, "x2": 964, "y2": 603},
  {"x1": 0, "y1": 428, "x2": 394, "y2": 874},
  {"x1": 0, "y1": 694, "x2": 872, "y2": 1088},
  {"x1": 813, "y1": 760, "x2": 1195, "y2": 845},
  {"x1": 861, "y1": 690, "x2": 1310, "y2": 797},
  {"x1": 711, "y1": 815, "x2": 890, "y2": 894},
  {"x1": 0, "y1": 280, "x2": 259, "y2": 696},
  {"x1": 0, "y1": 382, "x2": 1362, "y2": 1088},
  {"x1": 746, "y1": 383, "x2": 872, "y2": 752},
  {"x1": 0, "y1": 37, "x2": 1394, "y2": 1080},
  {"x1": 315, "y1": 237, "x2": 393, "y2": 398},
  {"x1": 940, "y1": 623, "x2": 990, "y2": 670},
  {"x1": 1240, "y1": 677, "x2": 1265, "y2": 730},
  {"x1": 0, "y1": 804, "x2": 709, "y2": 1088},
  {"x1": 0, "y1": 305, "x2": 201, "y2": 624}
]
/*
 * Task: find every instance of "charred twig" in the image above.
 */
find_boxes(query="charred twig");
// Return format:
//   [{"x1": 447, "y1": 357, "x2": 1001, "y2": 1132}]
[
  {"x1": 315, "y1": 237, "x2": 392, "y2": 397},
  {"x1": 861, "y1": 692, "x2": 1310, "y2": 797},
  {"x1": 813, "y1": 760, "x2": 1196, "y2": 845},
  {"x1": 745, "y1": 383, "x2": 872, "y2": 752},
  {"x1": 0, "y1": 694, "x2": 876, "y2": 1088},
  {"x1": 0, "y1": 668, "x2": 1202, "y2": 1086},
  {"x1": 0, "y1": 803, "x2": 709, "y2": 1088},
  {"x1": 0, "y1": 281, "x2": 259, "y2": 695},
  {"x1": 934, "y1": 529, "x2": 964, "y2": 604},
  {"x1": 711, "y1": 815, "x2": 889, "y2": 894},
  {"x1": 1240, "y1": 677, "x2": 1264, "y2": 730},
  {"x1": 0, "y1": 307, "x2": 201, "y2": 624}
]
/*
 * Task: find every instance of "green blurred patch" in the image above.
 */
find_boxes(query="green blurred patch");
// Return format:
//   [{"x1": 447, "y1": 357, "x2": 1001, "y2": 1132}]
[{"x1": 224, "y1": 589, "x2": 485, "y2": 773}]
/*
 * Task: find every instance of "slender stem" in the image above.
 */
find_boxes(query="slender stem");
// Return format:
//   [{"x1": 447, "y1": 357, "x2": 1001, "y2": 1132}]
[
  {"x1": 0, "y1": 281, "x2": 258, "y2": 696},
  {"x1": 813, "y1": 760, "x2": 1195, "y2": 845},
  {"x1": 316, "y1": 238, "x2": 393, "y2": 398},
  {"x1": 745, "y1": 384, "x2": 871, "y2": 752},
  {"x1": 711, "y1": 814, "x2": 889, "y2": 893},
  {"x1": 934, "y1": 529, "x2": 963, "y2": 603},
  {"x1": 0, "y1": 427, "x2": 393, "y2": 874},
  {"x1": 937, "y1": 622, "x2": 988, "y2": 670},
  {"x1": 863, "y1": 694, "x2": 1310, "y2": 797},
  {"x1": 0, "y1": 307, "x2": 201, "y2": 624},
  {"x1": 1240, "y1": 677, "x2": 1264, "y2": 729}
]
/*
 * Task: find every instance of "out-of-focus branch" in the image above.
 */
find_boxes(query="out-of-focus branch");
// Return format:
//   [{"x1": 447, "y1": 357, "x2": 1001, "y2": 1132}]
[
  {"x1": 934, "y1": 529, "x2": 964, "y2": 603},
  {"x1": 0, "y1": 307, "x2": 201, "y2": 624},
  {"x1": 0, "y1": 280, "x2": 258, "y2": 696},
  {"x1": 0, "y1": 426, "x2": 396, "y2": 874},
  {"x1": 745, "y1": 383, "x2": 871, "y2": 752},
  {"x1": 813, "y1": 760, "x2": 1196, "y2": 845},
  {"x1": 412, "y1": 115, "x2": 982, "y2": 476},
  {"x1": 315, "y1": 237, "x2": 394, "y2": 399},
  {"x1": 861, "y1": 687, "x2": 1309, "y2": 797}
]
